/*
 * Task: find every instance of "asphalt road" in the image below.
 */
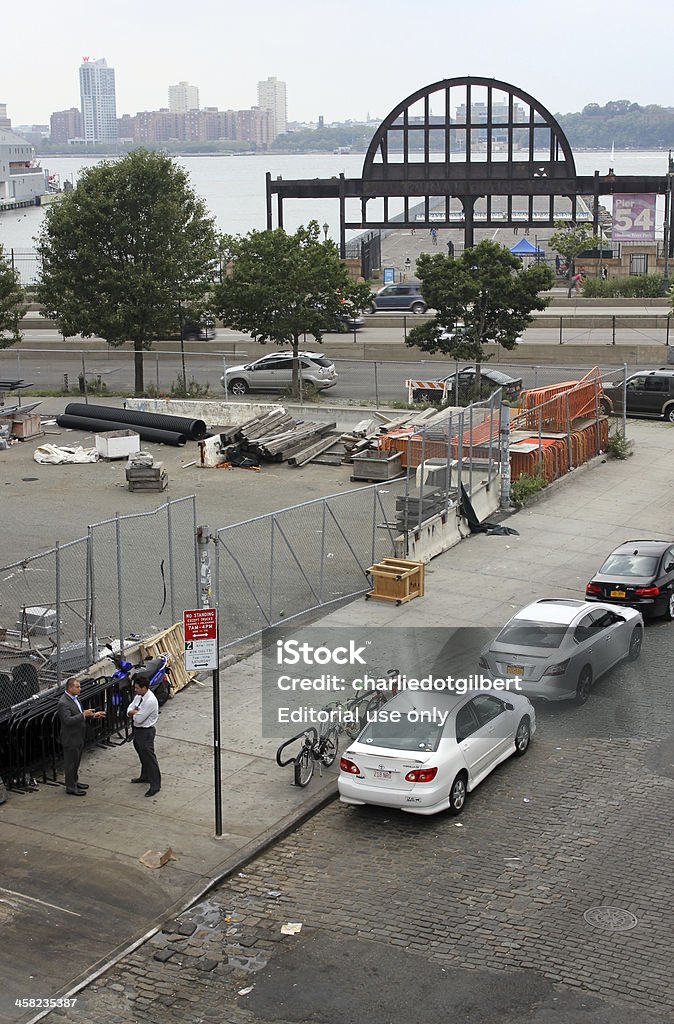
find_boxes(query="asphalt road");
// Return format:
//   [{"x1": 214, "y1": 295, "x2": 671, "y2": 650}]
[{"x1": 0, "y1": 328, "x2": 660, "y2": 402}]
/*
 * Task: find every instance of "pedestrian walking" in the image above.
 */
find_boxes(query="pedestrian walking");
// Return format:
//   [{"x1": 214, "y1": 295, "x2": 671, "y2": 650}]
[
  {"x1": 411, "y1": 223, "x2": 416, "y2": 236},
  {"x1": 57, "y1": 678, "x2": 105, "y2": 796},
  {"x1": 513, "y1": 224, "x2": 519, "y2": 235},
  {"x1": 403, "y1": 256, "x2": 412, "y2": 280},
  {"x1": 128, "y1": 680, "x2": 161, "y2": 797},
  {"x1": 601, "y1": 264, "x2": 608, "y2": 281},
  {"x1": 524, "y1": 225, "x2": 530, "y2": 236},
  {"x1": 555, "y1": 254, "x2": 561, "y2": 274},
  {"x1": 431, "y1": 227, "x2": 438, "y2": 246}
]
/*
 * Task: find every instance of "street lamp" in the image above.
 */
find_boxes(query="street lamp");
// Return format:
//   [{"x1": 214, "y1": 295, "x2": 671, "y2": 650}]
[{"x1": 322, "y1": 222, "x2": 329, "y2": 242}]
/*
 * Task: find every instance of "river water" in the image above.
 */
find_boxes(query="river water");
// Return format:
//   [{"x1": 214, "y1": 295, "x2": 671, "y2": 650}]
[{"x1": 1, "y1": 150, "x2": 670, "y2": 253}]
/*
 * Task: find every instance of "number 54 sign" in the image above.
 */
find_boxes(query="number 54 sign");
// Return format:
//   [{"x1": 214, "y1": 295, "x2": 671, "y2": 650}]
[{"x1": 612, "y1": 194, "x2": 656, "y2": 241}]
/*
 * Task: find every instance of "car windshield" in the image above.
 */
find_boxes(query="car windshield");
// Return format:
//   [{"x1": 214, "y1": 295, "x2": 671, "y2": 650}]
[
  {"x1": 495, "y1": 620, "x2": 567, "y2": 649},
  {"x1": 599, "y1": 553, "x2": 659, "y2": 577},
  {"x1": 483, "y1": 370, "x2": 516, "y2": 385},
  {"x1": 358, "y1": 713, "x2": 444, "y2": 753}
]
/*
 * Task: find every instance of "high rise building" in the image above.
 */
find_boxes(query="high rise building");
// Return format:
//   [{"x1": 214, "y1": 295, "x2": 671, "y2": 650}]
[
  {"x1": 50, "y1": 107, "x2": 83, "y2": 144},
  {"x1": 0, "y1": 104, "x2": 11, "y2": 130},
  {"x1": 79, "y1": 57, "x2": 118, "y2": 144},
  {"x1": 257, "y1": 77, "x2": 287, "y2": 138},
  {"x1": 168, "y1": 81, "x2": 199, "y2": 114}
]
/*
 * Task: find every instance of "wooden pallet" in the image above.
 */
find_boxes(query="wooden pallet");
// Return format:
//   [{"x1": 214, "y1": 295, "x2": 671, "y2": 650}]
[{"x1": 140, "y1": 621, "x2": 196, "y2": 696}]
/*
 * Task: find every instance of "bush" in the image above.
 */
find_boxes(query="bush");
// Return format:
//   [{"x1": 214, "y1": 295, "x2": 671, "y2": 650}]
[
  {"x1": 170, "y1": 375, "x2": 210, "y2": 398},
  {"x1": 605, "y1": 430, "x2": 633, "y2": 459},
  {"x1": 510, "y1": 470, "x2": 548, "y2": 507},
  {"x1": 582, "y1": 273, "x2": 663, "y2": 298}
]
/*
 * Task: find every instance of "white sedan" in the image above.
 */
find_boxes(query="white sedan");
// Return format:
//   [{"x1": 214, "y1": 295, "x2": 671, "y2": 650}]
[{"x1": 338, "y1": 688, "x2": 535, "y2": 816}]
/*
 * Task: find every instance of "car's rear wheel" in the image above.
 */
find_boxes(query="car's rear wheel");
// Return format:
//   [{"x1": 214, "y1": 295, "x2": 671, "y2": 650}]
[
  {"x1": 664, "y1": 404, "x2": 674, "y2": 424},
  {"x1": 514, "y1": 716, "x2": 531, "y2": 756},
  {"x1": 410, "y1": 302, "x2": 425, "y2": 314},
  {"x1": 368, "y1": 303, "x2": 377, "y2": 314},
  {"x1": 600, "y1": 398, "x2": 612, "y2": 415},
  {"x1": 575, "y1": 666, "x2": 593, "y2": 705},
  {"x1": 448, "y1": 771, "x2": 467, "y2": 815},
  {"x1": 628, "y1": 626, "x2": 643, "y2": 661},
  {"x1": 229, "y1": 378, "x2": 249, "y2": 397}
]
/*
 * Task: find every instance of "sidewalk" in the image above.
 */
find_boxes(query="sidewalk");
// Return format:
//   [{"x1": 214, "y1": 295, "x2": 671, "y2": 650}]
[{"x1": 1, "y1": 417, "x2": 673, "y2": 1021}]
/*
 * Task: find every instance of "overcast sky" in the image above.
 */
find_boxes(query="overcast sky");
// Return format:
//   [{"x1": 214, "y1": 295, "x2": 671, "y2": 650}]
[{"x1": 4, "y1": 0, "x2": 673, "y2": 126}]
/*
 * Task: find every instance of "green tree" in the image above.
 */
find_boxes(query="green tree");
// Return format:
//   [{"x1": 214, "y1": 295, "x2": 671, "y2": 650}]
[
  {"x1": 36, "y1": 149, "x2": 219, "y2": 394},
  {"x1": 0, "y1": 244, "x2": 27, "y2": 349},
  {"x1": 212, "y1": 222, "x2": 371, "y2": 397},
  {"x1": 406, "y1": 240, "x2": 554, "y2": 392},
  {"x1": 548, "y1": 222, "x2": 602, "y2": 294}
]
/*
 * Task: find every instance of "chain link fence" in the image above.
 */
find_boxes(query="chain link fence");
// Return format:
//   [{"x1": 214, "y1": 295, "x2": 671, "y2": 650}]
[
  {"x1": 0, "y1": 496, "x2": 198, "y2": 695},
  {"x1": 214, "y1": 479, "x2": 408, "y2": 649}
]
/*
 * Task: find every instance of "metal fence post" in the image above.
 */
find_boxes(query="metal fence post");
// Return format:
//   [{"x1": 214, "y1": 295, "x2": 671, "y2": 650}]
[
  {"x1": 538, "y1": 400, "x2": 543, "y2": 472},
  {"x1": 418, "y1": 428, "x2": 426, "y2": 530},
  {"x1": 55, "y1": 541, "x2": 62, "y2": 685},
  {"x1": 446, "y1": 413, "x2": 453, "y2": 510},
  {"x1": 269, "y1": 515, "x2": 275, "y2": 623},
  {"x1": 403, "y1": 436, "x2": 411, "y2": 558},
  {"x1": 499, "y1": 402, "x2": 511, "y2": 511},
  {"x1": 565, "y1": 392, "x2": 573, "y2": 470},
  {"x1": 85, "y1": 530, "x2": 92, "y2": 666},
  {"x1": 594, "y1": 380, "x2": 601, "y2": 455},
  {"x1": 318, "y1": 500, "x2": 327, "y2": 604},
  {"x1": 622, "y1": 363, "x2": 628, "y2": 438},
  {"x1": 534, "y1": 365, "x2": 539, "y2": 391},
  {"x1": 155, "y1": 352, "x2": 160, "y2": 394},
  {"x1": 115, "y1": 513, "x2": 125, "y2": 654},
  {"x1": 487, "y1": 397, "x2": 494, "y2": 487},
  {"x1": 457, "y1": 411, "x2": 464, "y2": 499},
  {"x1": 166, "y1": 498, "x2": 176, "y2": 623},
  {"x1": 612, "y1": 315, "x2": 616, "y2": 346},
  {"x1": 559, "y1": 317, "x2": 563, "y2": 345},
  {"x1": 371, "y1": 486, "x2": 378, "y2": 565},
  {"x1": 374, "y1": 361, "x2": 379, "y2": 409},
  {"x1": 468, "y1": 404, "x2": 474, "y2": 497}
]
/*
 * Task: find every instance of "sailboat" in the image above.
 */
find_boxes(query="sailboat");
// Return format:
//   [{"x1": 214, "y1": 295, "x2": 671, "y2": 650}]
[{"x1": 610, "y1": 141, "x2": 615, "y2": 164}]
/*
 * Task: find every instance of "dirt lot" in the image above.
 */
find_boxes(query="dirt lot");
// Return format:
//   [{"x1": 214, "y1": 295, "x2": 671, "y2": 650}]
[{"x1": 0, "y1": 398, "x2": 370, "y2": 567}]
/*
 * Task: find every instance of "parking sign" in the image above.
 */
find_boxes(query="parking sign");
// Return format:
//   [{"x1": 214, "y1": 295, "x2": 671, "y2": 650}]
[{"x1": 183, "y1": 608, "x2": 218, "y2": 671}]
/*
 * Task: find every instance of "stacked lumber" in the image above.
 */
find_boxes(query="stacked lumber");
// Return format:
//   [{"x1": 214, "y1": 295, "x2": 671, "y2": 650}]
[{"x1": 140, "y1": 621, "x2": 197, "y2": 695}]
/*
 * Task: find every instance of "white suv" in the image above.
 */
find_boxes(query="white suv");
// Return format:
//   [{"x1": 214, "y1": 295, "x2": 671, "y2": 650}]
[{"x1": 221, "y1": 352, "x2": 338, "y2": 396}]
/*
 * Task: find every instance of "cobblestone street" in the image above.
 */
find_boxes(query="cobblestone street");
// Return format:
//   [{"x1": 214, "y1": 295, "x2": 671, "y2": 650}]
[{"x1": 43, "y1": 623, "x2": 674, "y2": 1024}]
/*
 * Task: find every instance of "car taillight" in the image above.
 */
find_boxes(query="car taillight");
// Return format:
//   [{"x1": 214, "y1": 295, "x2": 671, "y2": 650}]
[
  {"x1": 544, "y1": 659, "x2": 569, "y2": 676},
  {"x1": 340, "y1": 757, "x2": 360, "y2": 774},
  {"x1": 586, "y1": 582, "x2": 602, "y2": 595},
  {"x1": 404, "y1": 767, "x2": 438, "y2": 783},
  {"x1": 634, "y1": 586, "x2": 660, "y2": 597}
]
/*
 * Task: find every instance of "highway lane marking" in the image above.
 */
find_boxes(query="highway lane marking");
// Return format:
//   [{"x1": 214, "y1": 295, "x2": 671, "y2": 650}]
[{"x1": 0, "y1": 887, "x2": 81, "y2": 917}]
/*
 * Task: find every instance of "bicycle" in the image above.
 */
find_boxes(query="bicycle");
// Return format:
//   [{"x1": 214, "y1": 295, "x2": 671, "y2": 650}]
[{"x1": 275, "y1": 722, "x2": 339, "y2": 788}]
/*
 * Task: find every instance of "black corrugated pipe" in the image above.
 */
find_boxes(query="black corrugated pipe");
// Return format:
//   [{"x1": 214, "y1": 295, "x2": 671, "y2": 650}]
[
  {"x1": 63, "y1": 403, "x2": 208, "y2": 440},
  {"x1": 56, "y1": 414, "x2": 187, "y2": 446}
]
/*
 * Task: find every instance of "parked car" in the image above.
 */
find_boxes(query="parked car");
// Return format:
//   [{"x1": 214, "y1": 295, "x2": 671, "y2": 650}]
[
  {"x1": 338, "y1": 688, "x2": 535, "y2": 816},
  {"x1": 601, "y1": 368, "x2": 674, "y2": 422},
  {"x1": 335, "y1": 313, "x2": 365, "y2": 333},
  {"x1": 220, "y1": 351, "x2": 338, "y2": 396},
  {"x1": 479, "y1": 598, "x2": 644, "y2": 705},
  {"x1": 183, "y1": 320, "x2": 216, "y2": 340},
  {"x1": 410, "y1": 365, "x2": 523, "y2": 403},
  {"x1": 369, "y1": 284, "x2": 427, "y2": 314},
  {"x1": 586, "y1": 539, "x2": 674, "y2": 620}
]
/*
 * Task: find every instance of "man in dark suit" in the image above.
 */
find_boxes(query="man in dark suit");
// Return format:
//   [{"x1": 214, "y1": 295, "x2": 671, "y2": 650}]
[{"x1": 57, "y1": 677, "x2": 105, "y2": 796}]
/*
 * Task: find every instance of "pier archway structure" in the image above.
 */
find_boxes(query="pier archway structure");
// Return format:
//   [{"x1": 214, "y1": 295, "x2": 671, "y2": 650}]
[{"x1": 265, "y1": 76, "x2": 673, "y2": 256}]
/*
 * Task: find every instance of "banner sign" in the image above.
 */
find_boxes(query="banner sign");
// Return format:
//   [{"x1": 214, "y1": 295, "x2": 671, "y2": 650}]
[{"x1": 611, "y1": 194, "x2": 656, "y2": 241}]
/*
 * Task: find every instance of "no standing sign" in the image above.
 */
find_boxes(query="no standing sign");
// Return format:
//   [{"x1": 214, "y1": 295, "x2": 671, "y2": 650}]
[{"x1": 183, "y1": 608, "x2": 218, "y2": 671}]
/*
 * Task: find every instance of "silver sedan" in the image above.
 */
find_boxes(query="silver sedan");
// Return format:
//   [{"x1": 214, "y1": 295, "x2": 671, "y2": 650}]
[{"x1": 479, "y1": 598, "x2": 644, "y2": 705}]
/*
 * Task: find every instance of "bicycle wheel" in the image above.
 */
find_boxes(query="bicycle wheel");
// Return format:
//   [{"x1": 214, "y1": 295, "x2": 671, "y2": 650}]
[
  {"x1": 320, "y1": 727, "x2": 339, "y2": 767},
  {"x1": 294, "y1": 747, "x2": 314, "y2": 787}
]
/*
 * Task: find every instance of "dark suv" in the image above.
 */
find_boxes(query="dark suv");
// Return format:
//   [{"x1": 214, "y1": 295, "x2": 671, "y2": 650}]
[
  {"x1": 369, "y1": 284, "x2": 427, "y2": 314},
  {"x1": 602, "y1": 368, "x2": 674, "y2": 422}
]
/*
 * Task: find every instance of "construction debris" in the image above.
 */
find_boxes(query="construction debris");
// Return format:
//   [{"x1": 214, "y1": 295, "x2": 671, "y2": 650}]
[
  {"x1": 34, "y1": 444, "x2": 99, "y2": 465},
  {"x1": 126, "y1": 452, "x2": 168, "y2": 491}
]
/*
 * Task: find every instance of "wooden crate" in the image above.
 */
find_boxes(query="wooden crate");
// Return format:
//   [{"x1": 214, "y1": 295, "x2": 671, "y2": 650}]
[
  {"x1": 365, "y1": 557, "x2": 425, "y2": 606},
  {"x1": 140, "y1": 621, "x2": 197, "y2": 695}
]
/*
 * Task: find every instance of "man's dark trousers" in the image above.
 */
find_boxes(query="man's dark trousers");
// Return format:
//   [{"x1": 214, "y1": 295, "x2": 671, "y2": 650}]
[
  {"x1": 63, "y1": 743, "x2": 83, "y2": 792},
  {"x1": 132, "y1": 726, "x2": 161, "y2": 790}
]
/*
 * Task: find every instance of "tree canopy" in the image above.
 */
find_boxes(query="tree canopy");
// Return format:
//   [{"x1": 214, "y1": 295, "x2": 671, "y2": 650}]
[
  {"x1": 212, "y1": 221, "x2": 371, "y2": 396},
  {"x1": 406, "y1": 240, "x2": 554, "y2": 386},
  {"x1": 35, "y1": 149, "x2": 219, "y2": 393},
  {"x1": 0, "y1": 244, "x2": 27, "y2": 350},
  {"x1": 548, "y1": 223, "x2": 603, "y2": 290}
]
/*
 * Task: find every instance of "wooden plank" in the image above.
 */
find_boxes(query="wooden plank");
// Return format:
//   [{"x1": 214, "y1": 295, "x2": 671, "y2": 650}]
[{"x1": 140, "y1": 621, "x2": 196, "y2": 695}]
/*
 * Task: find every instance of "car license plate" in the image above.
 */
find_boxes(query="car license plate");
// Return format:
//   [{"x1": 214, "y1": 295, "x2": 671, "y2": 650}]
[
  {"x1": 373, "y1": 770, "x2": 391, "y2": 780},
  {"x1": 506, "y1": 664, "x2": 524, "y2": 676},
  {"x1": 610, "y1": 590, "x2": 626, "y2": 598}
]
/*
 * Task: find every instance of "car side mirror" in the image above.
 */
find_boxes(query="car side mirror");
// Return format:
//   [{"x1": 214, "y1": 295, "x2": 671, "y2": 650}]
[
  {"x1": 243, "y1": 364, "x2": 252, "y2": 371},
  {"x1": 666, "y1": 563, "x2": 674, "y2": 573},
  {"x1": 504, "y1": 702, "x2": 514, "y2": 711}
]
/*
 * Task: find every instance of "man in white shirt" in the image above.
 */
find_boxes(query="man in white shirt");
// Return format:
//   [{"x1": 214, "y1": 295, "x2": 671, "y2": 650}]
[{"x1": 127, "y1": 680, "x2": 161, "y2": 797}]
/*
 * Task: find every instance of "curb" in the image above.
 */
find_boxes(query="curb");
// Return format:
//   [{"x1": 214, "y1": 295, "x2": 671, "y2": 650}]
[{"x1": 25, "y1": 781, "x2": 338, "y2": 1023}]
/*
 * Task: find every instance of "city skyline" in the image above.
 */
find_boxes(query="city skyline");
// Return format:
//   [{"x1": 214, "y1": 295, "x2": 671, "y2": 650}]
[{"x1": 3, "y1": 0, "x2": 673, "y2": 128}]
